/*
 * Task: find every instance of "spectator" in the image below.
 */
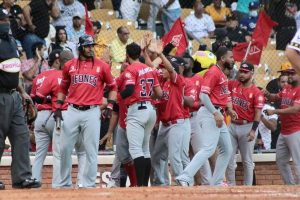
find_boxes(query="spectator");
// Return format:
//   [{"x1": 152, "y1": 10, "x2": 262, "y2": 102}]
[
  {"x1": 22, "y1": 0, "x2": 60, "y2": 59},
  {"x1": 110, "y1": 26, "x2": 133, "y2": 63},
  {"x1": 49, "y1": 27, "x2": 77, "y2": 57},
  {"x1": 240, "y1": 1, "x2": 259, "y2": 34},
  {"x1": 185, "y1": 1, "x2": 215, "y2": 43},
  {"x1": 270, "y1": 0, "x2": 297, "y2": 50},
  {"x1": 93, "y1": 21, "x2": 109, "y2": 63},
  {"x1": 226, "y1": 14, "x2": 251, "y2": 44},
  {"x1": 66, "y1": 13, "x2": 85, "y2": 44},
  {"x1": 0, "y1": 0, "x2": 27, "y2": 41},
  {"x1": 147, "y1": 0, "x2": 161, "y2": 32},
  {"x1": 205, "y1": 0, "x2": 231, "y2": 27},
  {"x1": 161, "y1": 0, "x2": 182, "y2": 33},
  {"x1": 120, "y1": 0, "x2": 142, "y2": 21},
  {"x1": 45, "y1": 24, "x2": 57, "y2": 51},
  {"x1": 21, "y1": 42, "x2": 49, "y2": 93},
  {"x1": 52, "y1": 0, "x2": 85, "y2": 30},
  {"x1": 235, "y1": 0, "x2": 259, "y2": 21}
]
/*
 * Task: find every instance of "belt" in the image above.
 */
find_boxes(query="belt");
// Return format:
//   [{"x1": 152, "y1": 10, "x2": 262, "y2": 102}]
[
  {"x1": 162, "y1": 119, "x2": 184, "y2": 127},
  {"x1": 231, "y1": 119, "x2": 251, "y2": 125},
  {"x1": 128, "y1": 101, "x2": 151, "y2": 110},
  {"x1": 0, "y1": 88, "x2": 16, "y2": 94},
  {"x1": 70, "y1": 104, "x2": 97, "y2": 111}
]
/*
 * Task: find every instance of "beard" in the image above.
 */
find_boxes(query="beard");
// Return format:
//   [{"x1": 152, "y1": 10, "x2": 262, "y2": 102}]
[{"x1": 224, "y1": 61, "x2": 233, "y2": 70}]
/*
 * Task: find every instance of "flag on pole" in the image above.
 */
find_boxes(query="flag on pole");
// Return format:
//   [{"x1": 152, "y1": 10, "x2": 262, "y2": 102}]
[
  {"x1": 162, "y1": 18, "x2": 188, "y2": 56},
  {"x1": 252, "y1": 11, "x2": 278, "y2": 47},
  {"x1": 232, "y1": 40, "x2": 263, "y2": 65},
  {"x1": 84, "y1": 3, "x2": 94, "y2": 36}
]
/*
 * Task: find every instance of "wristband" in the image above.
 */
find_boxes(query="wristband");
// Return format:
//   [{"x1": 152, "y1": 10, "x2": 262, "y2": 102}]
[
  {"x1": 107, "y1": 99, "x2": 116, "y2": 109},
  {"x1": 251, "y1": 121, "x2": 259, "y2": 131}
]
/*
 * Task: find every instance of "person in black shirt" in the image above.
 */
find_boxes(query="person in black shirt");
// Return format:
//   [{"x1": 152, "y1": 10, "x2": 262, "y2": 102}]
[
  {"x1": 22, "y1": 0, "x2": 59, "y2": 59},
  {"x1": 226, "y1": 14, "x2": 251, "y2": 45},
  {"x1": 0, "y1": 8, "x2": 41, "y2": 190}
]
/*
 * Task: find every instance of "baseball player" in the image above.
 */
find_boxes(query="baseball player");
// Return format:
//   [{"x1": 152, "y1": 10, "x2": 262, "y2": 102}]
[
  {"x1": 55, "y1": 35, "x2": 117, "y2": 188},
  {"x1": 183, "y1": 54, "x2": 212, "y2": 185},
  {"x1": 265, "y1": 67, "x2": 300, "y2": 185},
  {"x1": 120, "y1": 0, "x2": 142, "y2": 21},
  {"x1": 121, "y1": 42, "x2": 162, "y2": 186},
  {"x1": 34, "y1": 50, "x2": 86, "y2": 188},
  {"x1": 226, "y1": 62, "x2": 264, "y2": 186},
  {"x1": 176, "y1": 47, "x2": 236, "y2": 186},
  {"x1": 151, "y1": 52, "x2": 191, "y2": 185},
  {"x1": 31, "y1": 50, "x2": 61, "y2": 184}
]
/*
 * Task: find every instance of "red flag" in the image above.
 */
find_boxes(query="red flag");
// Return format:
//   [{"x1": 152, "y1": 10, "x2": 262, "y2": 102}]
[
  {"x1": 84, "y1": 3, "x2": 94, "y2": 36},
  {"x1": 233, "y1": 41, "x2": 263, "y2": 65},
  {"x1": 252, "y1": 11, "x2": 277, "y2": 47},
  {"x1": 162, "y1": 19, "x2": 188, "y2": 56}
]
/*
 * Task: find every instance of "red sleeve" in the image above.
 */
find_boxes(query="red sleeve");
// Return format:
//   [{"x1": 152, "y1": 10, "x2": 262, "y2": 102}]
[
  {"x1": 200, "y1": 68, "x2": 218, "y2": 94},
  {"x1": 102, "y1": 63, "x2": 117, "y2": 91},
  {"x1": 152, "y1": 71, "x2": 160, "y2": 88},
  {"x1": 59, "y1": 60, "x2": 71, "y2": 95},
  {"x1": 30, "y1": 77, "x2": 37, "y2": 97},
  {"x1": 36, "y1": 75, "x2": 54, "y2": 98},
  {"x1": 294, "y1": 88, "x2": 300, "y2": 105},
  {"x1": 228, "y1": 80, "x2": 235, "y2": 92},
  {"x1": 123, "y1": 68, "x2": 136, "y2": 86},
  {"x1": 254, "y1": 89, "x2": 265, "y2": 109}
]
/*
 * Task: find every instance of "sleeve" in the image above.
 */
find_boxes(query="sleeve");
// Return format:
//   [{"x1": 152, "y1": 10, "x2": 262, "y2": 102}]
[
  {"x1": 59, "y1": 61, "x2": 71, "y2": 95},
  {"x1": 36, "y1": 76, "x2": 53, "y2": 98},
  {"x1": 200, "y1": 68, "x2": 218, "y2": 95},
  {"x1": 287, "y1": 29, "x2": 300, "y2": 52},
  {"x1": 152, "y1": 71, "x2": 160, "y2": 87},
  {"x1": 123, "y1": 68, "x2": 136, "y2": 86},
  {"x1": 207, "y1": 16, "x2": 216, "y2": 32},
  {"x1": 254, "y1": 90, "x2": 265, "y2": 109},
  {"x1": 102, "y1": 63, "x2": 117, "y2": 91},
  {"x1": 293, "y1": 88, "x2": 300, "y2": 105}
]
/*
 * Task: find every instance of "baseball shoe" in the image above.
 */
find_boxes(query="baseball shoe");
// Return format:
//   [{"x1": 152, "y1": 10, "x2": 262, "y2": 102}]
[
  {"x1": 220, "y1": 181, "x2": 229, "y2": 187},
  {"x1": 12, "y1": 178, "x2": 41, "y2": 189},
  {"x1": 0, "y1": 181, "x2": 5, "y2": 190},
  {"x1": 107, "y1": 179, "x2": 118, "y2": 188},
  {"x1": 175, "y1": 179, "x2": 189, "y2": 187}
]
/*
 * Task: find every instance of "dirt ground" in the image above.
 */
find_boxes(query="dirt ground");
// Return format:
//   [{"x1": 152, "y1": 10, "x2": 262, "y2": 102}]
[{"x1": 1, "y1": 186, "x2": 300, "y2": 200}]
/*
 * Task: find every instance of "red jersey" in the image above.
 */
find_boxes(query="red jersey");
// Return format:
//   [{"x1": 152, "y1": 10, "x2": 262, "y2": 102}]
[
  {"x1": 183, "y1": 78, "x2": 194, "y2": 118},
  {"x1": 228, "y1": 80, "x2": 264, "y2": 122},
  {"x1": 31, "y1": 71, "x2": 53, "y2": 111},
  {"x1": 36, "y1": 70, "x2": 68, "y2": 111},
  {"x1": 278, "y1": 85, "x2": 300, "y2": 135},
  {"x1": 185, "y1": 74, "x2": 203, "y2": 113},
  {"x1": 59, "y1": 58, "x2": 116, "y2": 106},
  {"x1": 116, "y1": 75, "x2": 127, "y2": 129},
  {"x1": 201, "y1": 65, "x2": 230, "y2": 107},
  {"x1": 123, "y1": 62, "x2": 160, "y2": 106},
  {"x1": 157, "y1": 74, "x2": 186, "y2": 123}
]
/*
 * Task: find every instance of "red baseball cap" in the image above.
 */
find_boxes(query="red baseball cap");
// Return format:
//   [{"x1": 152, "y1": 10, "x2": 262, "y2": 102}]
[{"x1": 239, "y1": 62, "x2": 254, "y2": 72}]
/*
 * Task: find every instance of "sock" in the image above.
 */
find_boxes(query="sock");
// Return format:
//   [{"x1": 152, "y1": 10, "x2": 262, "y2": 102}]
[
  {"x1": 119, "y1": 164, "x2": 127, "y2": 187},
  {"x1": 133, "y1": 156, "x2": 145, "y2": 187},
  {"x1": 124, "y1": 161, "x2": 138, "y2": 187},
  {"x1": 143, "y1": 158, "x2": 151, "y2": 186}
]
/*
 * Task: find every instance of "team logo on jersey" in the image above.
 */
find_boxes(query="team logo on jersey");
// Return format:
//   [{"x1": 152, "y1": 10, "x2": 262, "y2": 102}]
[
  {"x1": 220, "y1": 85, "x2": 229, "y2": 96},
  {"x1": 125, "y1": 72, "x2": 131, "y2": 78},
  {"x1": 69, "y1": 66, "x2": 76, "y2": 72},
  {"x1": 57, "y1": 78, "x2": 62, "y2": 85},
  {"x1": 71, "y1": 74, "x2": 97, "y2": 87},
  {"x1": 232, "y1": 96, "x2": 250, "y2": 110},
  {"x1": 281, "y1": 97, "x2": 293, "y2": 106},
  {"x1": 36, "y1": 76, "x2": 46, "y2": 86},
  {"x1": 96, "y1": 67, "x2": 100, "y2": 73}
]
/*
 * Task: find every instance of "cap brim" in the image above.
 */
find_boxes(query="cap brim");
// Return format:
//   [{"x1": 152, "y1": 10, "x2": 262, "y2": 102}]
[
  {"x1": 73, "y1": 16, "x2": 81, "y2": 19},
  {"x1": 239, "y1": 68, "x2": 252, "y2": 72}
]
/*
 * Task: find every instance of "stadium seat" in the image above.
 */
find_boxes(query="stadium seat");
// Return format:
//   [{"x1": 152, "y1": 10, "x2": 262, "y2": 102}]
[
  {"x1": 91, "y1": 9, "x2": 117, "y2": 22},
  {"x1": 101, "y1": 0, "x2": 114, "y2": 9},
  {"x1": 98, "y1": 30, "x2": 116, "y2": 44},
  {"x1": 109, "y1": 19, "x2": 137, "y2": 30},
  {"x1": 130, "y1": 30, "x2": 153, "y2": 44}
]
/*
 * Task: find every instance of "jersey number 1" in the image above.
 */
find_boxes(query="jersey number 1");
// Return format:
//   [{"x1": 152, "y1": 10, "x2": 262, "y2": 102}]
[{"x1": 140, "y1": 78, "x2": 154, "y2": 97}]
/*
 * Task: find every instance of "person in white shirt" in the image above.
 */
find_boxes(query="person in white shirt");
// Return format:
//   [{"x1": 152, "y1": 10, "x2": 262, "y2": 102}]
[
  {"x1": 120, "y1": 0, "x2": 142, "y2": 21},
  {"x1": 184, "y1": 1, "x2": 215, "y2": 43},
  {"x1": 161, "y1": 0, "x2": 181, "y2": 33},
  {"x1": 257, "y1": 103, "x2": 278, "y2": 150}
]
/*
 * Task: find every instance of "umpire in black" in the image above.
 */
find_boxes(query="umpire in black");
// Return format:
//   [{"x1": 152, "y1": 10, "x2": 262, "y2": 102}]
[{"x1": 0, "y1": 8, "x2": 41, "y2": 189}]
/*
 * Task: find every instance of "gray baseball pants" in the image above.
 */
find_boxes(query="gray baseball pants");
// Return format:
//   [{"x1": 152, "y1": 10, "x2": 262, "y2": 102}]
[
  {"x1": 176, "y1": 107, "x2": 232, "y2": 186},
  {"x1": 226, "y1": 123, "x2": 255, "y2": 186},
  {"x1": 276, "y1": 131, "x2": 300, "y2": 185},
  {"x1": 152, "y1": 119, "x2": 191, "y2": 186},
  {"x1": 59, "y1": 105, "x2": 101, "y2": 188},
  {"x1": 189, "y1": 112, "x2": 212, "y2": 185}
]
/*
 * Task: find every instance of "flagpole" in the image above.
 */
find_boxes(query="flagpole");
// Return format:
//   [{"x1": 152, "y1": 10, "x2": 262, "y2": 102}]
[{"x1": 243, "y1": 40, "x2": 252, "y2": 62}]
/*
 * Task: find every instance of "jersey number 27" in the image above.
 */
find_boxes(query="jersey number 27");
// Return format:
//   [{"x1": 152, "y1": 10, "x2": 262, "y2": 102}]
[{"x1": 140, "y1": 78, "x2": 154, "y2": 97}]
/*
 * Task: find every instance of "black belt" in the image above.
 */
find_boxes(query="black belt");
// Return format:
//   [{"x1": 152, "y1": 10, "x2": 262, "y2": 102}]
[
  {"x1": 0, "y1": 88, "x2": 16, "y2": 94},
  {"x1": 128, "y1": 101, "x2": 149, "y2": 110},
  {"x1": 70, "y1": 104, "x2": 97, "y2": 111}
]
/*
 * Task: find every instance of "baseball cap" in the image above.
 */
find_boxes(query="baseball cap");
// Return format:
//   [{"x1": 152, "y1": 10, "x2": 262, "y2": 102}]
[
  {"x1": 277, "y1": 62, "x2": 292, "y2": 73},
  {"x1": 79, "y1": 34, "x2": 96, "y2": 46},
  {"x1": 249, "y1": 1, "x2": 259, "y2": 10},
  {"x1": 0, "y1": 8, "x2": 10, "y2": 20},
  {"x1": 73, "y1": 13, "x2": 82, "y2": 19},
  {"x1": 239, "y1": 62, "x2": 254, "y2": 72},
  {"x1": 167, "y1": 56, "x2": 186, "y2": 73},
  {"x1": 48, "y1": 49, "x2": 62, "y2": 65}
]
